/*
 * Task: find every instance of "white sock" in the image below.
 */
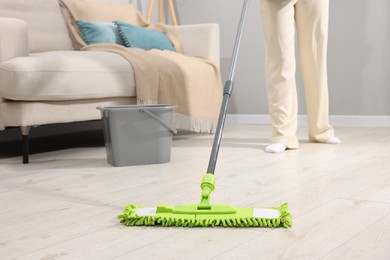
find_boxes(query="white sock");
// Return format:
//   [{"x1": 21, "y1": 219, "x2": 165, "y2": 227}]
[
  {"x1": 326, "y1": 137, "x2": 341, "y2": 144},
  {"x1": 265, "y1": 143, "x2": 287, "y2": 153}
]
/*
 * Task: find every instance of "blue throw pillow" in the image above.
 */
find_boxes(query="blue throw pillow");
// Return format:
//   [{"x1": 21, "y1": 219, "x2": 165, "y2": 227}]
[
  {"x1": 75, "y1": 20, "x2": 125, "y2": 45},
  {"x1": 114, "y1": 21, "x2": 175, "y2": 51}
]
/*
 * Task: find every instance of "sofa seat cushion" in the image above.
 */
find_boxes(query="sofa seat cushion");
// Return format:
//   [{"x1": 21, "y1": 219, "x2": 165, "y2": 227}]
[{"x1": 0, "y1": 51, "x2": 136, "y2": 101}]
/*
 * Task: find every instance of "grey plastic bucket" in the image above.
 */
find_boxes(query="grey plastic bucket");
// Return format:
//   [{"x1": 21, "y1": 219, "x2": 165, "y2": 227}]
[{"x1": 97, "y1": 104, "x2": 176, "y2": 167}]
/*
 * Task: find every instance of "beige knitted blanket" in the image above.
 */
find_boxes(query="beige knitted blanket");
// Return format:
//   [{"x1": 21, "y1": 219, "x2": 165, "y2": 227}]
[{"x1": 60, "y1": 0, "x2": 222, "y2": 133}]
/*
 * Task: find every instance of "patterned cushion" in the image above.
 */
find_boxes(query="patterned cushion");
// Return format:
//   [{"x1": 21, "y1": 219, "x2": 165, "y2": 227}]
[
  {"x1": 115, "y1": 21, "x2": 175, "y2": 51},
  {"x1": 76, "y1": 20, "x2": 125, "y2": 45}
]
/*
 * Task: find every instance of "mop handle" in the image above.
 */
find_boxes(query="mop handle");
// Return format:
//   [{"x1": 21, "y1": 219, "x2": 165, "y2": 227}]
[{"x1": 206, "y1": 0, "x2": 251, "y2": 175}]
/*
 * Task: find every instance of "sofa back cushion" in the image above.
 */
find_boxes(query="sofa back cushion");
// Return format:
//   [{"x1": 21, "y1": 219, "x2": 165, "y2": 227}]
[{"x1": 0, "y1": 0, "x2": 74, "y2": 53}]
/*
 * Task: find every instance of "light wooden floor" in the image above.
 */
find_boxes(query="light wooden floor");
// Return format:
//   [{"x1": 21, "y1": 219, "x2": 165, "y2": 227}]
[{"x1": 0, "y1": 124, "x2": 389, "y2": 260}]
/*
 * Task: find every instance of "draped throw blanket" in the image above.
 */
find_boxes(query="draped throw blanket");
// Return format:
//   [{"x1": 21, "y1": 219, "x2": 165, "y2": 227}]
[{"x1": 60, "y1": 0, "x2": 222, "y2": 133}]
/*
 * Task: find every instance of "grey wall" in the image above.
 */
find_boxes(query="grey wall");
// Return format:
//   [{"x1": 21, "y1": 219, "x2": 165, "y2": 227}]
[
  {"x1": 91, "y1": 0, "x2": 390, "y2": 116},
  {"x1": 172, "y1": 0, "x2": 267, "y2": 115},
  {"x1": 327, "y1": 0, "x2": 390, "y2": 116}
]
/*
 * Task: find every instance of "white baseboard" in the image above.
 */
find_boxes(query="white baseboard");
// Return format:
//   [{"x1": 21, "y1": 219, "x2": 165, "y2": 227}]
[{"x1": 226, "y1": 114, "x2": 390, "y2": 127}]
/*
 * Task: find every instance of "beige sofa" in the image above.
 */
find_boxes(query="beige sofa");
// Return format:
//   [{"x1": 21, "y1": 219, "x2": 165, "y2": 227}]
[{"x1": 0, "y1": 0, "x2": 220, "y2": 163}]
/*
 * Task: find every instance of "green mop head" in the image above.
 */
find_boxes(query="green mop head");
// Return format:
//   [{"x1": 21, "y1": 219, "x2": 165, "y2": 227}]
[{"x1": 118, "y1": 174, "x2": 292, "y2": 228}]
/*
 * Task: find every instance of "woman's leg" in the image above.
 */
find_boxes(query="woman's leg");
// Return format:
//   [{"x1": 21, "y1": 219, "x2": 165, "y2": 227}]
[
  {"x1": 295, "y1": 0, "x2": 338, "y2": 143},
  {"x1": 259, "y1": 0, "x2": 299, "y2": 150}
]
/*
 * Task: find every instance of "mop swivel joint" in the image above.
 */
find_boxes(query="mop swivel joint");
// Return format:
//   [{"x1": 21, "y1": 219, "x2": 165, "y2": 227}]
[{"x1": 198, "y1": 173, "x2": 216, "y2": 209}]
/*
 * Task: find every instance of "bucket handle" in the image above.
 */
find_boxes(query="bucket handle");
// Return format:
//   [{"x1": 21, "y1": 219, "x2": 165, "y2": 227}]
[{"x1": 141, "y1": 109, "x2": 177, "y2": 134}]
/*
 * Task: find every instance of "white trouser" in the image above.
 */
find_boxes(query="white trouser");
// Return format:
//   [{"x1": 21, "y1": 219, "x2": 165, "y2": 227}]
[{"x1": 259, "y1": 0, "x2": 334, "y2": 148}]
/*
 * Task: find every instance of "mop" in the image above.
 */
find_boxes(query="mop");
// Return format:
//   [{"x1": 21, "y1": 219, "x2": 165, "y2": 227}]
[{"x1": 118, "y1": 0, "x2": 292, "y2": 228}]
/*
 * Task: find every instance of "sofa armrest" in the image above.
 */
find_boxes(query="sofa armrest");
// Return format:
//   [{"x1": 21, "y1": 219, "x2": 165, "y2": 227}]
[
  {"x1": 0, "y1": 18, "x2": 29, "y2": 64},
  {"x1": 175, "y1": 23, "x2": 220, "y2": 68}
]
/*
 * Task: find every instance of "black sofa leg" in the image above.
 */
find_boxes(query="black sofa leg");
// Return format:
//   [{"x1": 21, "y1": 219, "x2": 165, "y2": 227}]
[{"x1": 20, "y1": 126, "x2": 31, "y2": 164}]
